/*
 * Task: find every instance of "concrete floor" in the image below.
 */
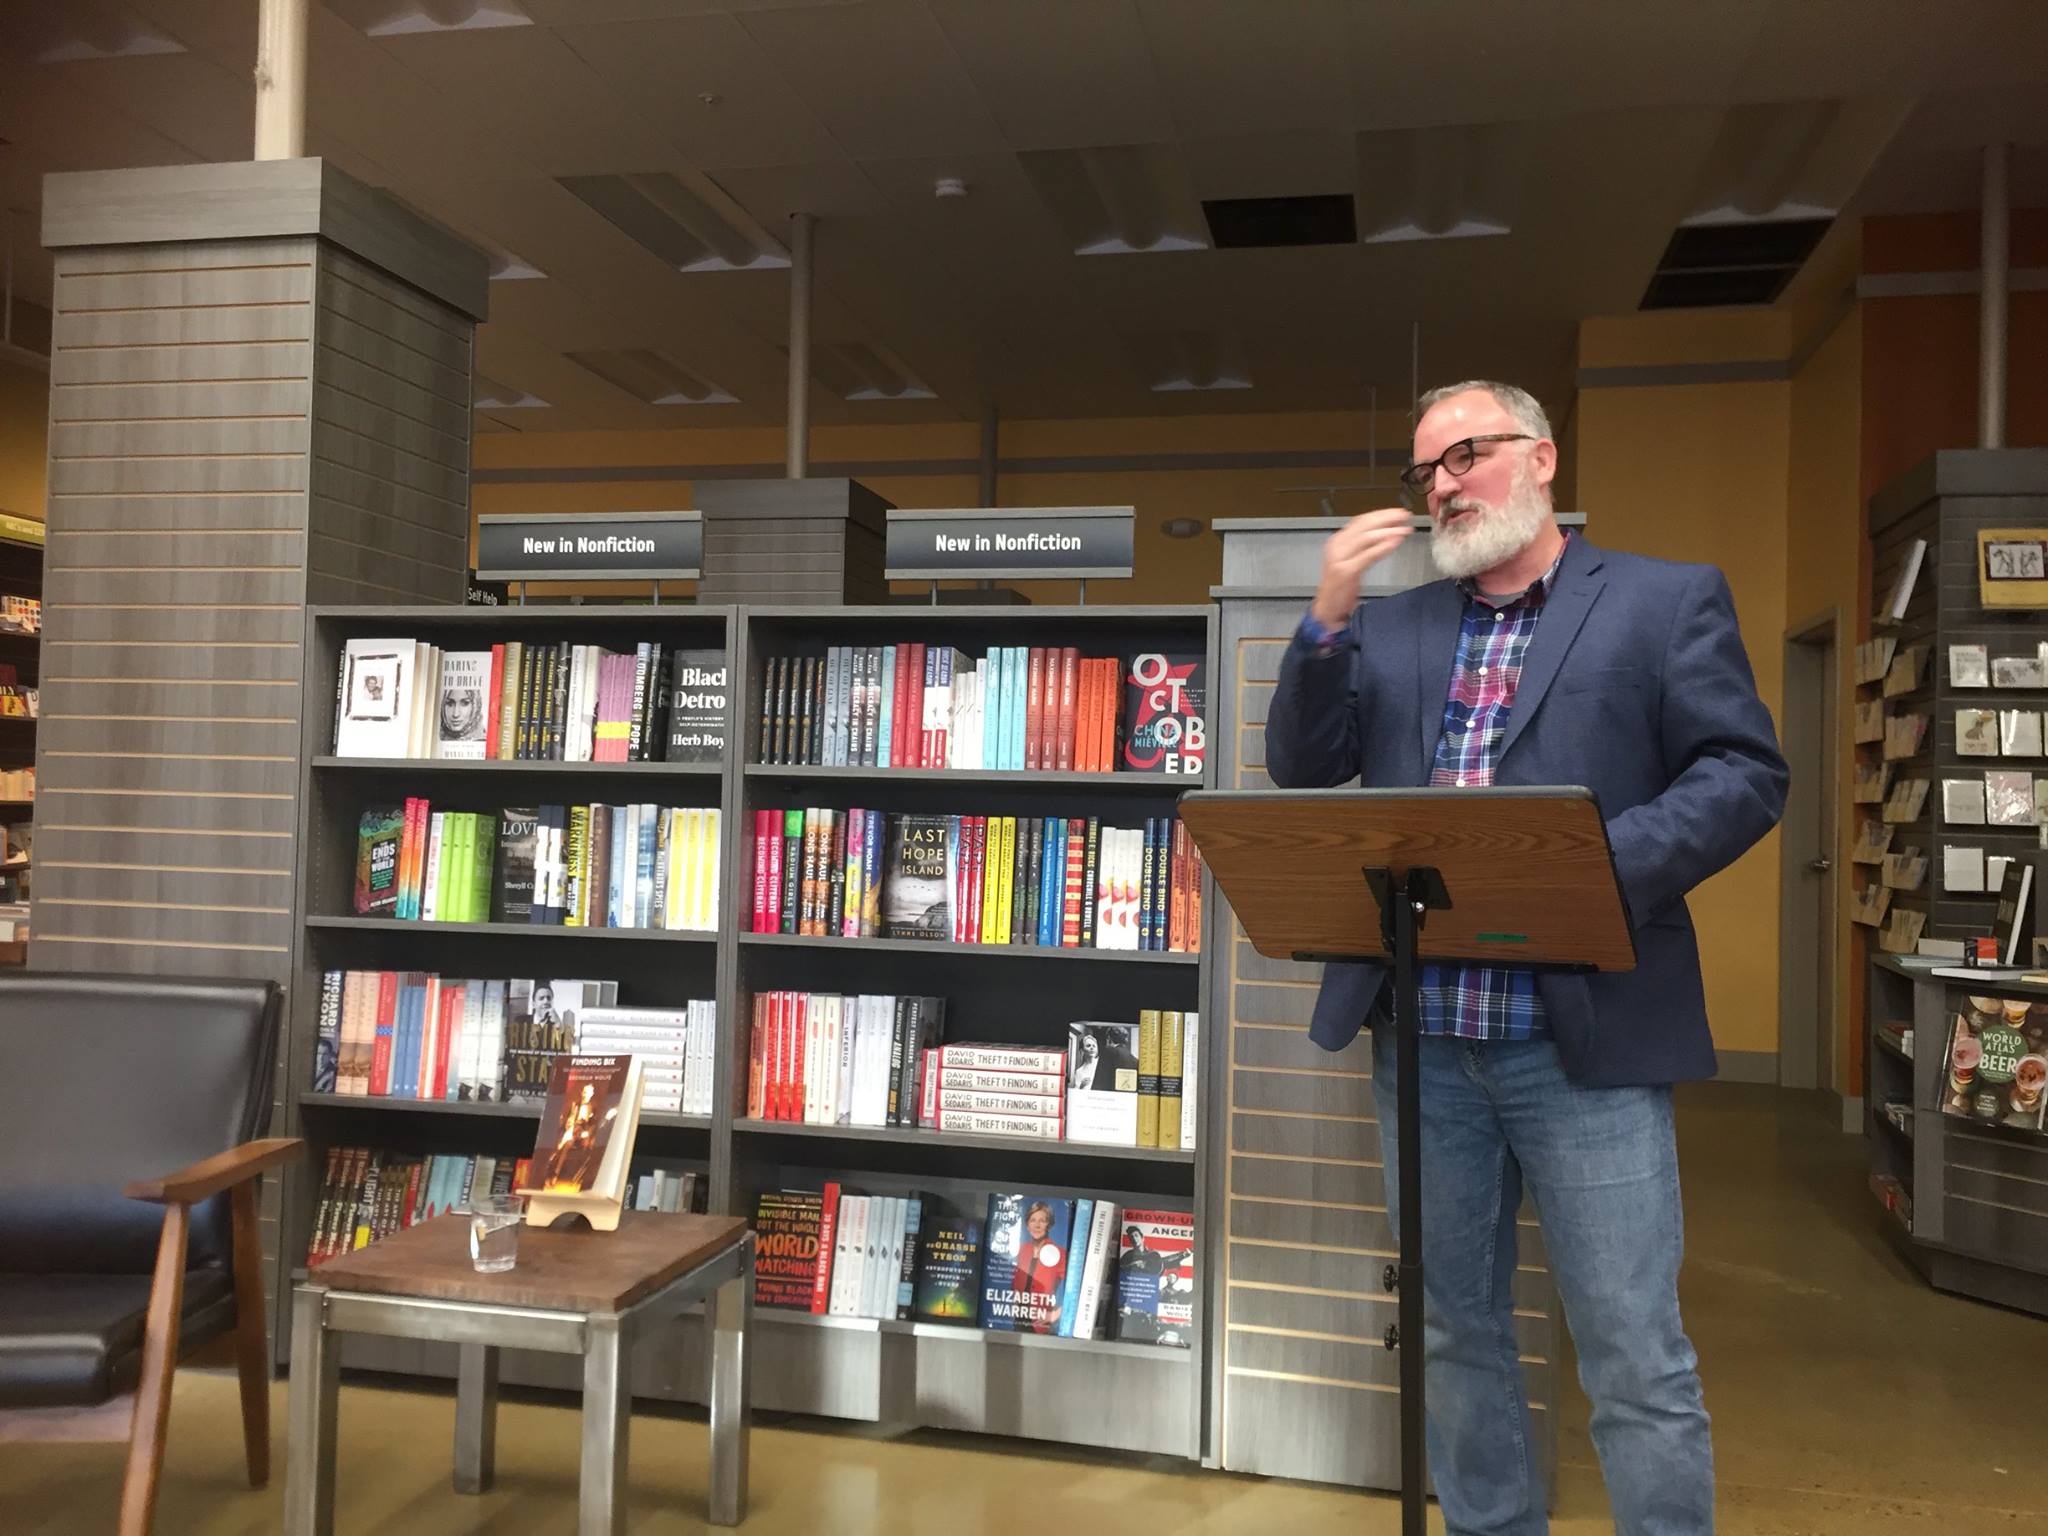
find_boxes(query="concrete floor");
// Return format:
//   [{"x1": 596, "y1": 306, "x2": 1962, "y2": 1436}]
[{"x1": 6, "y1": 1085, "x2": 2046, "y2": 1533}]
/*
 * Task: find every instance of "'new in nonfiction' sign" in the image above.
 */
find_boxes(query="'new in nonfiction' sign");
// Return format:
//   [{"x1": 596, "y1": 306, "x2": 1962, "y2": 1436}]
[
  {"x1": 475, "y1": 511, "x2": 702, "y2": 582},
  {"x1": 884, "y1": 507, "x2": 1135, "y2": 581}
]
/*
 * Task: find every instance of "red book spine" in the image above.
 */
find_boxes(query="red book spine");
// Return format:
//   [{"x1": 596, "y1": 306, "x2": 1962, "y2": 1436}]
[
  {"x1": 746, "y1": 993, "x2": 768, "y2": 1120},
  {"x1": 1074, "y1": 658, "x2": 1095, "y2": 772},
  {"x1": 765, "y1": 812, "x2": 785, "y2": 934},
  {"x1": 368, "y1": 971, "x2": 397, "y2": 1096},
  {"x1": 430, "y1": 981, "x2": 454, "y2": 1098},
  {"x1": 484, "y1": 644, "x2": 504, "y2": 760},
  {"x1": 402, "y1": 1160, "x2": 423, "y2": 1228},
  {"x1": 775, "y1": 992, "x2": 795, "y2": 1122},
  {"x1": 811, "y1": 1180, "x2": 841, "y2": 1314},
  {"x1": 790, "y1": 992, "x2": 809, "y2": 1124},
  {"x1": 919, "y1": 1048, "x2": 939, "y2": 1127},
  {"x1": 890, "y1": 644, "x2": 913, "y2": 766},
  {"x1": 967, "y1": 817, "x2": 985, "y2": 944},
  {"x1": 400, "y1": 797, "x2": 425, "y2": 915},
  {"x1": 1089, "y1": 659, "x2": 1105, "y2": 774},
  {"x1": 1062, "y1": 823, "x2": 1084, "y2": 947},
  {"x1": 1024, "y1": 646, "x2": 1045, "y2": 770},
  {"x1": 1056, "y1": 647, "x2": 1077, "y2": 772},
  {"x1": 752, "y1": 809, "x2": 771, "y2": 932}
]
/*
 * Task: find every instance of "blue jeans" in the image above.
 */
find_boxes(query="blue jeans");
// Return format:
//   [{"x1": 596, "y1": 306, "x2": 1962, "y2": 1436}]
[{"x1": 1370, "y1": 1028, "x2": 1712, "y2": 1535}]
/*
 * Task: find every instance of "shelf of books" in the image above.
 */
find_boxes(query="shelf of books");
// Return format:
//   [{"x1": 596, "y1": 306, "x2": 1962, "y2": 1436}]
[
  {"x1": 726, "y1": 605, "x2": 1216, "y2": 1460},
  {"x1": 281, "y1": 605, "x2": 738, "y2": 1388},
  {"x1": 0, "y1": 526, "x2": 40, "y2": 945}
]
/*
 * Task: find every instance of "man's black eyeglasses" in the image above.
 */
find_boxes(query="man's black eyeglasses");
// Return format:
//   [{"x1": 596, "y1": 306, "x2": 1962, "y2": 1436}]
[{"x1": 1399, "y1": 434, "x2": 1534, "y2": 494}]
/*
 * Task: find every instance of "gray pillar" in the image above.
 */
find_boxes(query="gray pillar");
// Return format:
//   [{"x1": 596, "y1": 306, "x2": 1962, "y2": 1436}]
[
  {"x1": 35, "y1": 156, "x2": 485, "y2": 1343},
  {"x1": 1978, "y1": 143, "x2": 2009, "y2": 451},
  {"x1": 786, "y1": 212, "x2": 814, "y2": 478}
]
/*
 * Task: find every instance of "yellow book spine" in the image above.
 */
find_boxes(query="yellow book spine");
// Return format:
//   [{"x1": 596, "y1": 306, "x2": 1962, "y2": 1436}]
[
  {"x1": 1158, "y1": 1010, "x2": 1184, "y2": 1151},
  {"x1": 1137, "y1": 1009, "x2": 1162, "y2": 1148},
  {"x1": 995, "y1": 816, "x2": 1016, "y2": 944}
]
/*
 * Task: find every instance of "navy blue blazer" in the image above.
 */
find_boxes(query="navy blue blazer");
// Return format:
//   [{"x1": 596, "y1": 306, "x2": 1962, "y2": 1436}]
[{"x1": 1264, "y1": 535, "x2": 1788, "y2": 1088}]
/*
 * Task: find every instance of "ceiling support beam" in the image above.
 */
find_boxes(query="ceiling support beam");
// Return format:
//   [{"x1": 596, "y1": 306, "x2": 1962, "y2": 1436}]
[
  {"x1": 786, "y1": 212, "x2": 815, "y2": 478},
  {"x1": 253, "y1": 0, "x2": 309, "y2": 161},
  {"x1": 1979, "y1": 142, "x2": 2009, "y2": 450}
]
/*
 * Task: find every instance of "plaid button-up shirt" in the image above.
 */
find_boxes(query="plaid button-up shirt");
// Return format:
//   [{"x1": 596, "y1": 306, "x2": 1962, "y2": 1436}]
[{"x1": 1414, "y1": 536, "x2": 1572, "y2": 1039}]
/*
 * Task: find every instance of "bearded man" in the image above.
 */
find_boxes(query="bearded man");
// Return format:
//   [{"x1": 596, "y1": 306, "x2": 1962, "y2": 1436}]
[{"x1": 1265, "y1": 380, "x2": 1787, "y2": 1535}]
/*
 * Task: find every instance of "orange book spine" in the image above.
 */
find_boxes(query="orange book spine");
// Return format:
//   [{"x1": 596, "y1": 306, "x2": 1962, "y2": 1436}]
[{"x1": 1169, "y1": 819, "x2": 1190, "y2": 952}]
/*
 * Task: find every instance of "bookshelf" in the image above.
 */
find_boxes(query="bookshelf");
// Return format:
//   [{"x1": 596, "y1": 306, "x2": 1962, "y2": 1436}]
[
  {"x1": 278, "y1": 600, "x2": 1220, "y2": 1460},
  {"x1": 722, "y1": 604, "x2": 1215, "y2": 1459},
  {"x1": 0, "y1": 530, "x2": 39, "y2": 940},
  {"x1": 1857, "y1": 453, "x2": 2048, "y2": 1317},
  {"x1": 279, "y1": 604, "x2": 736, "y2": 1385}
]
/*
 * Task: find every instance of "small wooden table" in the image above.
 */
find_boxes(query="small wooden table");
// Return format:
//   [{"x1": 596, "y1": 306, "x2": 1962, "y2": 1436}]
[{"x1": 284, "y1": 1212, "x2": 754, "y2": 1536}]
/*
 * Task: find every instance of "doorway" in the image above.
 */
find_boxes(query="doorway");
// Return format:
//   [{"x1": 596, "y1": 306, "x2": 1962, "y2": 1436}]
[{"x1": 1778, "y1": 611, "x2": 1841, "y2": 1095}]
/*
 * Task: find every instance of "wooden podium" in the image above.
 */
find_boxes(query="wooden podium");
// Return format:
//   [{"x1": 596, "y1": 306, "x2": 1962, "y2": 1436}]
[{"x1": 1178, "y1": 786, "x2": 1634, "y2": 1533}]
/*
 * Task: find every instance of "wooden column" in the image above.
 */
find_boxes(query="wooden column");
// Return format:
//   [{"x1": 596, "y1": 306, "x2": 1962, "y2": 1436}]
[{"x1": 33, "y1": 157, "x2": 486, "y2": 1326}]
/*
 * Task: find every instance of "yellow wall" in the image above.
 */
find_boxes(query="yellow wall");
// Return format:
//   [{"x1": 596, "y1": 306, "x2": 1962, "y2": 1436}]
[
  {"x1": 1575, "y1": 318, "x2": 1796, "y2": 1059},
  {"x1": 0, "y1": 356, "x2": 48, "y2": 524}
]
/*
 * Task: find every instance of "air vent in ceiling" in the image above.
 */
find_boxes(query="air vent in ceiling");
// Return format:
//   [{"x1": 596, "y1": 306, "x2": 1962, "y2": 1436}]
[
  {"x1": 1638, "y1": 216, "x2": 1831, "y2": 310},
  {"x1": 328, "y1": 1, "x2": 532, "y2": 37},
  {"x1": 568, "y1": 349, "x2": 734, "y2": 406},
  {"x1": 1202, "y1": 195, "x2": 1356, "y2": 250},
  {"x1": 473, "y1": 374, "x2": 547, "y2": 410},
  {"x1": 558, "y1": 173, "x2": 788, "y2": 273}
]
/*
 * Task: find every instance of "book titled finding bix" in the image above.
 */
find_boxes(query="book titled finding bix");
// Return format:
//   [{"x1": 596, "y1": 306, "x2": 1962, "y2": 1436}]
[{"x1": 516, "y1": 1053, "x2": 645, "y2": 1230}]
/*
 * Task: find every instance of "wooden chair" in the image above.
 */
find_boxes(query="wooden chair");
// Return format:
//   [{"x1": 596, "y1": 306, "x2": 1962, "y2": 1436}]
[{"x1": 0, "y1": 973, "x2": 301, "y2": 1535}]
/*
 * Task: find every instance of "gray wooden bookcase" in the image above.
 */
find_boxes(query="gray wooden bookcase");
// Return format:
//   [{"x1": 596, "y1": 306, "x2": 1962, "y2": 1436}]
[
  {"x1": 278, "y1": 604, "x2": 736, "y2": 1405},
  {"x1": 1857, "y1": 448, "x2": 2048, "y2": 1314},
  {"x1": 277, "y1": 600, "x2": 1220, "y2": 1462},
  {"x1": 1865, "y1": 956, "x2": 2048, "y2": 1317}
]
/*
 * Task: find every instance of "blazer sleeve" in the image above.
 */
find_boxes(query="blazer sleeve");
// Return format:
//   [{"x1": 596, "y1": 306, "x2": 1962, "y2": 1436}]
[
  {"x1": 1604, "y1": 566, "x2": 1789, "y2": 923},
  {"x1": 1265, "y1": 614, "x2": 1363, "y2": 789}
]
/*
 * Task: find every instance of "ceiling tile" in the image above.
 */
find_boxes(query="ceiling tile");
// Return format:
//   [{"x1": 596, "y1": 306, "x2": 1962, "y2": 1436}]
[
  {"x1": 363, "y1": 24, "x2": 664, "y2": 175},
  {"x1": 1138, "y1": 0, "x2": 1354, "y2": 140},
  {"x1": 928, "y1": 0, "x2": 1172, "y2": 152},
  {"x1": 552, "y1": 16, "x2": 844, "y2": 170},
  {"x1": 735, "y1": 0, "x2": 1006, "y2": 160}
]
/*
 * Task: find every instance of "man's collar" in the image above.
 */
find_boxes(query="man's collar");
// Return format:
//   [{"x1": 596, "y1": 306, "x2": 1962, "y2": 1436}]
[{"x1": 1458, "y1": 528, "x2": 1573, "y2": 609}]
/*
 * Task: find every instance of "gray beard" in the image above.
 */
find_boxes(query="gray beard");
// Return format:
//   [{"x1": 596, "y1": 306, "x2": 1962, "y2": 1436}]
[{"x1": 1428, "y1": 473, "x2": 1550, "y2": 581}]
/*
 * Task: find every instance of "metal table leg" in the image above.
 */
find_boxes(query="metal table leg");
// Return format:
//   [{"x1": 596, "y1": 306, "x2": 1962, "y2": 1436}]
[
  {"x1": 580, "y1": 1316, "x2": 631, "y2": 1536},
  {"x1": 707, "y1": 1238, "x2": 753, "y2": 1527},
  {"x1": 283, "y1": 1287, "x2": 338, "y2": 1536},
  {"x1": 453, "y1": 1343, "x2": 499, "y2": 1494}
]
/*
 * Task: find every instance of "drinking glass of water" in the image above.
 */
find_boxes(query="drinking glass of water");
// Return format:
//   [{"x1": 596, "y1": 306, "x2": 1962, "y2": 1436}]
[{"x1": 466, "y1": 1195, "x2": 526, "y2": 1273}]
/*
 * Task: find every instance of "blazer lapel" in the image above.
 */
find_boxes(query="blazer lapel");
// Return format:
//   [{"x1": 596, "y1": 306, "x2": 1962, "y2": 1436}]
[
  {"x1": 1498, "y1": 537, "x2": 1606, "y2": 762},
  {"x1": 1414, "y1": 579, "x2": 1466, "y2": 779}
]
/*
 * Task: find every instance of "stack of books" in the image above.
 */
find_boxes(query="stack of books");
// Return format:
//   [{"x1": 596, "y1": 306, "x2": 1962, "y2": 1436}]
[
  {"x1": 575, "y1": 1004, "x2": 718, "y2": 1117},
  {"x1": 333, "y1": 636, "x2": 726, "y2": 763}
]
